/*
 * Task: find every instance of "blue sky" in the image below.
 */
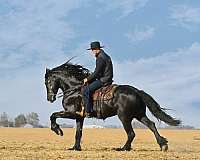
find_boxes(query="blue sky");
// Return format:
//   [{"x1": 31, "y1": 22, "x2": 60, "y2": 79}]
[{"x1": 0, "y1": 0, "x2": 200, "y2": 128}]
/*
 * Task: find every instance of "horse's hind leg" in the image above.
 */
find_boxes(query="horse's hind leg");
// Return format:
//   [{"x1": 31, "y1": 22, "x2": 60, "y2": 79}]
[
  {"x1": 137, "y1": 115, "x2": 168, "y2": 151},
  {"x1": 117, "y1": 117, "x2": 135, "y2": 151}
]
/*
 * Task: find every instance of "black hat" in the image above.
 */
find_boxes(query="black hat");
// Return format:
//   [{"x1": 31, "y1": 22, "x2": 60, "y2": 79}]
[{"x1": 87, "y1": 41, "x2": 104, "y2": 50}]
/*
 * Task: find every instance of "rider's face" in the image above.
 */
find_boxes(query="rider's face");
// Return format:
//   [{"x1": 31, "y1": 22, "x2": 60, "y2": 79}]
[{"x1": 91, "y1": 49, "x2": 100, "y2": 57}]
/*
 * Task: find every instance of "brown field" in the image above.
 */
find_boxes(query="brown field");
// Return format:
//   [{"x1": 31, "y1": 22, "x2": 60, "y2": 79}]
[{"x1": 0, "y1": 128, "x2": 200, "y2": 160}]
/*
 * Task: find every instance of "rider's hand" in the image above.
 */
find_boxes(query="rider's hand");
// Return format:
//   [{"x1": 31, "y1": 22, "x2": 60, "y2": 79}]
[{"x1": 83, "y1": 78, "x2": 88, "y2": 85}]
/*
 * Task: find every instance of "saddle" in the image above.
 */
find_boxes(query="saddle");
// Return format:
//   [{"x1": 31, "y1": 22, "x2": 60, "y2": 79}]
[
  {"x1": 92, "y1": 84, "x2": 118, "y2": 101},
  {"x1": 76, "y1": 84, "x2": 118, "y2": 118},
  {"x1": 92, "y1": 84, "x2": 118, "y2": 118}
]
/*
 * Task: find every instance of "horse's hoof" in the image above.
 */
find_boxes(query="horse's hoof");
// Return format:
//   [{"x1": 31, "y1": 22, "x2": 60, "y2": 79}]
[
  {"x1": 51, "y1": 128, "x2": 59, "y2": 135},
  {"x1": 115, "y1": 147, "x2": 131, "y2": 151},
  {"x1": 115, "y1": 148, "x2": 122, "y2": 151},
  {"x1": 51, "y1": 128, "x2": 63, "y2": 136},
  {"x1": 123, "y1": 148, "x2": 131, "y2": 151},
  {"x1": 58, "y1": 129, "x2": 63, "y2": 136},
  {"x1": 68, "y1": 146, "x2": 81, "y2": 151},
  {"x1": 51, "y1": 124, "x2": 63, "y2": 136},
  {"x1": 161, "y1": 144, "x2": 168, "y2": 152}
]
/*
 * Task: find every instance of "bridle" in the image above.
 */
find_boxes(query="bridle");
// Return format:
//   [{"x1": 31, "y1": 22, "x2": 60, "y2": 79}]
[
  {"x1": 46, "y1": 70, "x2": 84, "y2": 99},
  {"x1": 48, "y1": 82, "x2": 82, "y2": 99}
]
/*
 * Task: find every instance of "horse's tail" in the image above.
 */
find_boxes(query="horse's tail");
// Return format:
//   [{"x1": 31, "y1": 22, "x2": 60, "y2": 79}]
[{"x1": 137, "y1": 90, "x2": 181, "y2": 126}]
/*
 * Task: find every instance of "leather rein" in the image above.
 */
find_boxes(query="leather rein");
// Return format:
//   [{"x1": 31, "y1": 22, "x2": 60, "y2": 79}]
[{"x1": 57, "y1": 86, "x2": 82, "y2": 98}]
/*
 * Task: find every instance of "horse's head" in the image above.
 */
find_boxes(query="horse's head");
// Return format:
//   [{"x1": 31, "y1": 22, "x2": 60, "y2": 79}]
[
  {"x1": 45, "y1": 68, "x2": 61, "y2": 103},
  {"x1": 44, "y1": 61, "x2": 90, "y2": 103}
]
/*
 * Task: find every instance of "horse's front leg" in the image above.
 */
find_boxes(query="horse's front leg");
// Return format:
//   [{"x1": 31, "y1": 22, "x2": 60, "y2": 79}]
[
  {"x1": 50, "y1": 111, "x2": 75, "y2": 136},
  {"x1": 68, "y1": 118, "x2": 84, "y2": 151}
]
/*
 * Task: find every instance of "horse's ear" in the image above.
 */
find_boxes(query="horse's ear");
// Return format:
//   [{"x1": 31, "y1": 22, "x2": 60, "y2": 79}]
[{"x1": 46, "y1": 68, "x2": 50, "y2": 73}]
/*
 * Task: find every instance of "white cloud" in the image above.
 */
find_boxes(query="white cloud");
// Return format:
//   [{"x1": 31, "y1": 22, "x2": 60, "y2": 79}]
[
  {"x1": 170, "y1": 5, "x2": 200, "y2": 31},
  {"x1": 0, "y1": 0, "x2": 84, "y2": 71},
  {"x1": 113, "y1": 42, "x2": 200, "y2": 127},
  {"x1": 98, "y1": 0, "x2": 149, "y2": 18},
  {"x1": 125, "y1": 26, "x2": 155, "y2": 43}
]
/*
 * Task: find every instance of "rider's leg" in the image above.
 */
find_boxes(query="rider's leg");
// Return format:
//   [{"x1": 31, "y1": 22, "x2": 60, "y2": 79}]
[
  {"x1": 82, "y1": 86, "x2": 91, "y2": 113},
  {"x1": 83, "y1": 80, "x2": 103, "y2": 114}
]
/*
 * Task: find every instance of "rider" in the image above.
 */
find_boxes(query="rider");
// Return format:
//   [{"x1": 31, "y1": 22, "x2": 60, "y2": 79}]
[{"x1": 81, "y1": 41, "x2": 113, "y2": 117}]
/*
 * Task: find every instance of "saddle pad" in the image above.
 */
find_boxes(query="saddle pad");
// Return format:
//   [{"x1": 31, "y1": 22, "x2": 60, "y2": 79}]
[{"x1": 92, "y1": 84, "x2": 118, "y2": 101}]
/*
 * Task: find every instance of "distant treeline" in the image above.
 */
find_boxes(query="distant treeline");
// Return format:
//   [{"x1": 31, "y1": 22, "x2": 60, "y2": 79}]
[
  {"x1": 132, "y1": 120, "x2": 195, "y2": 129},
  {"x1": 0, "y1": 112, "x2": 44, "y2": 128},
  {"x1": 0, "y1": 112, "x2": 196, "y2": 129}
]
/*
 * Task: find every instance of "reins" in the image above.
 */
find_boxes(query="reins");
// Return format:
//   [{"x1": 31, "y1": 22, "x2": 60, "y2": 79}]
[{"x1": 57, "y1": 85, "x2": 82, "y2": 98}]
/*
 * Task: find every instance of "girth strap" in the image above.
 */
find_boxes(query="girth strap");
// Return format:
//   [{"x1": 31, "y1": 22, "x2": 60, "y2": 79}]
[{"x1": 93, "y1": 84, "x2": 118, "y2": 118}]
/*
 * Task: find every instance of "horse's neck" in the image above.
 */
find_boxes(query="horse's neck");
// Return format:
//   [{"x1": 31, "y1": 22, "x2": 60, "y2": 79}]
[
  {"x1": 59, "y1": 79, "x2": 68, "y2": 92},
  {"x1": 58, "y1": 75, "x2": 82, "y2": 92}
]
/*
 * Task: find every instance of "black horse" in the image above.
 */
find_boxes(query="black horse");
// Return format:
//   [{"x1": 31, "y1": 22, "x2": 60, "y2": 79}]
[{"x1": 45, "y1": 61, "x2": 181, "y2": 151}]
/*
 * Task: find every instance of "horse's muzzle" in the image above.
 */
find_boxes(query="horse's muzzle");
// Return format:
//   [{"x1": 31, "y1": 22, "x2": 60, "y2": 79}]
[{"x1": 47, "y1": 95, "x2": 56, "y2": 103}]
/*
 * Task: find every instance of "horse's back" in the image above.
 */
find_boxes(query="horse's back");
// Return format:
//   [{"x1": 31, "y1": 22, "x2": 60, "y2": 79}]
[{"x1": 97, "y1": 84, "x2": 146, "y2": 119}]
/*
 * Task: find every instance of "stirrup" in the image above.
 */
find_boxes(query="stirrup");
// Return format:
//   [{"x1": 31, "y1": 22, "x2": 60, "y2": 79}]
[
  {"x1": 85, "y1": 112, "x2": 94, "y2": 118},
  {"x1": 76, "y1": 106, "x2": 85, "y2": 117}
]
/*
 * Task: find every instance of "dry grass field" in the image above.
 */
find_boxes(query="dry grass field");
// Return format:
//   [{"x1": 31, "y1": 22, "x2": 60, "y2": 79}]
[{"x1": 0, "y1": 128, "x2": 200, "y2": 160}]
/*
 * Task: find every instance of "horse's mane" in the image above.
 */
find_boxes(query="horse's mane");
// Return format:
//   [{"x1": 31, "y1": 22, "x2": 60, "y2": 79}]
[{"x1": 51, "y1": 60, "x2": 90, "y2": 81}]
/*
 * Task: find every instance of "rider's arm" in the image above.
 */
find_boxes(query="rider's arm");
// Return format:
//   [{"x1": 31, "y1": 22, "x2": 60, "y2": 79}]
[{"x1": 87, "y1": 57, "x2": 105, "y2": 82}]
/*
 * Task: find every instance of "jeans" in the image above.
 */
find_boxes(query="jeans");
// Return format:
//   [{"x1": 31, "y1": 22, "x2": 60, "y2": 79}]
[{"x1": 82, "y1": 80, "x2": 103, "y2": 113}]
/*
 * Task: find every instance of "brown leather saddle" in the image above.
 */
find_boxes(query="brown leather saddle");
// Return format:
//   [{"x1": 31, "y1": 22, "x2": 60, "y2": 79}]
[
  {"x1": 77, "y1": 84, "x2": 118, "y2": 118},
  {"x1": 92, "y1": 84, "x2": 118, "y2": 101},
  {"x1": 92, "y1": 84, "x2": 118, "y2": 118}
]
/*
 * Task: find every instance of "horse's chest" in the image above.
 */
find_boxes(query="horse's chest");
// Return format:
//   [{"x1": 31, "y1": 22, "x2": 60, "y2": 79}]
[{"x1": 62, "y1": 95, "x2": 81, "y2": 111}]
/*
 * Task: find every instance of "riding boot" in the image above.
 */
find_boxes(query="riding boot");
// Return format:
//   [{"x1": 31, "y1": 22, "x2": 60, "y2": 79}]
[
  {"x1": 85, "y1": 100, "x2": 94, "y2": 118},
  {"x1": 85, "y1": 111, "x2": 94, "y2": 118},
  {"x1": 76, "y1": 106, "x2": 94, "y2": 118},
  {"x1": 76, "y1": 105, "x2": 85, "y2": 117}
]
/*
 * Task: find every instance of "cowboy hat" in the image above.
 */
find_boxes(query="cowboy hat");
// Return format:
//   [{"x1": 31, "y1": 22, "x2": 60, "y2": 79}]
[{"x1": 87, "y1": 41, "x2": 104, "y2": 50}]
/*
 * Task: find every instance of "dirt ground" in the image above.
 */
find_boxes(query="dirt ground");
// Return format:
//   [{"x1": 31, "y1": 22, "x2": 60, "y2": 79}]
[{"x1": 0, "y1": 128, "x2": 199, "y2": 160}]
